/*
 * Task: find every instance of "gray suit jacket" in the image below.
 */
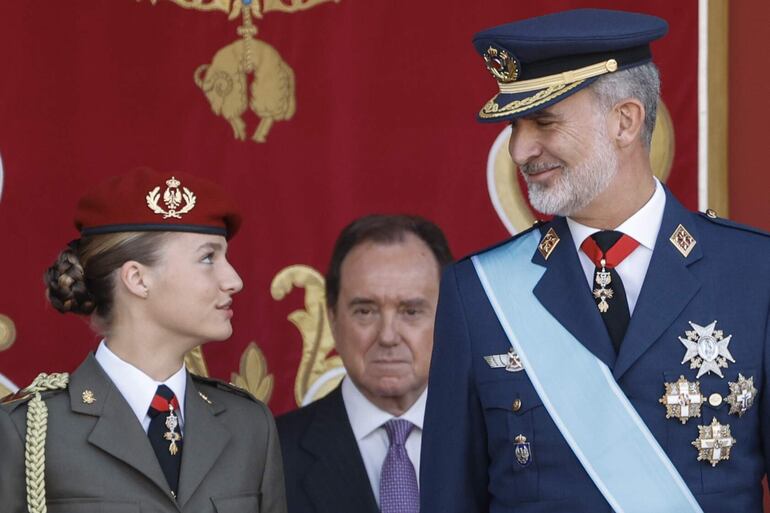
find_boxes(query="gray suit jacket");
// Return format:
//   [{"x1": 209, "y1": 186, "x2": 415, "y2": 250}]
[{"x1": 0, "y1": 354, "x2": 287, "y2": 513}]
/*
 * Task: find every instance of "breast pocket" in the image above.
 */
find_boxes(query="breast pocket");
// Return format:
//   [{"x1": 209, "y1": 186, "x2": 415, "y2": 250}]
[
  {"x1": 47, "y1": 499, "x2": 139, "y2": 513},
  {"x1": 477, "y1": 378, "x2": 544, "y2": 502},
  {"x1": 211, "y1": 492, "x2": 261, "y2": 513}
]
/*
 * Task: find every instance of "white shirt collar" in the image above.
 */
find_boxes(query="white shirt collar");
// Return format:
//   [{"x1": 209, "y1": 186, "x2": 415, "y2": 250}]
[
  {"x1": 94, "y1": 340, "x2": 187, "y2": 427},
  {"x1": 567, "y1": 178, "x2": 666, "y2": 251},
  {"x1": 341, "y1": 376, "x2": 427, "y2": 442}
]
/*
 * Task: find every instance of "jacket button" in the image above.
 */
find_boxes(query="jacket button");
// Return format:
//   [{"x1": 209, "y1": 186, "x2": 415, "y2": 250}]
[{"x1": 512, "y1": 398, "x2": 522, "y2": 412}]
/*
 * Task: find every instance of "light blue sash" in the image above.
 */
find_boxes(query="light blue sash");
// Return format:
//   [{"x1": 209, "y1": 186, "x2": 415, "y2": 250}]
[{"x1": 472, "y1": 230, "x2": 702, "y2": 513}]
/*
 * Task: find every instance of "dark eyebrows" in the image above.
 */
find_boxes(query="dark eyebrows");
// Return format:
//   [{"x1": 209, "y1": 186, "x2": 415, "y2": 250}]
[{"x1": 348, "y1": 297, "x2": 377, "y2": 308}]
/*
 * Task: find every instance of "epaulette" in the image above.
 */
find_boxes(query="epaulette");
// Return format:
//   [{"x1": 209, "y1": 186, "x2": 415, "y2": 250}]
[
  {"x1": 190, "y1": 374, "x2": 259, "y2": 403},
  {"x1": 698, "y1": 209, "x2": 770, "y2": 238},
  {"x1": 458, "y1": 221, "x2": 544, "y2": 264},
  {"x1": 0, "y1": 373, "x2": 69, "y2": 412}
]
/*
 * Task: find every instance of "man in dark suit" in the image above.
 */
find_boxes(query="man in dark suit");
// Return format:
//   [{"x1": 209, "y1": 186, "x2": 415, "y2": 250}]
[
  {"x1": 277, "y1": 215, "x2": 452, "y2": 513},
  {"x1": 421, "y1": 8, "x2": 770, "y2": 513}
]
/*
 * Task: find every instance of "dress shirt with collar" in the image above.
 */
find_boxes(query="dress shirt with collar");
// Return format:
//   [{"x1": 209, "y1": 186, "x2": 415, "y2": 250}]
[
  {"x1": 566, "y1": 178, "x2": 666, "y2": 314},
  {"x1": 341, "y1": 376, "x2": 426, "y2": 507},
  {"x1": 94, "y1": 340, "x2": 186, "y2": 433}
]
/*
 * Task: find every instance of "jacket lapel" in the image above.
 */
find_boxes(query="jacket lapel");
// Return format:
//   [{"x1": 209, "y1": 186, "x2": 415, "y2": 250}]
[
  {"x1": 176, "y1": 374, "x2": 231, "y2": 507},
  {"x1": 69, "y1": 355, "x2": 173, "y2": 499},
  {"x1": 613, "y1": 190, "x2": 702, "y2": 380},
  {"x1": 532, "y1": 218, "x2": 617, "y2": 370},
  {"x1": 301, "y1": 387, "x2": 379, "y2": 513}
]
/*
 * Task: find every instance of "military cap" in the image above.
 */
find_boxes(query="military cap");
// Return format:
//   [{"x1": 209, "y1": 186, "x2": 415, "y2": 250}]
[
  {"x1": 75, "y1": 167, "x2": 241, "y2": 239},
  {"x1": 473, "y1": 9, "x2": 668, "y2": 122}
]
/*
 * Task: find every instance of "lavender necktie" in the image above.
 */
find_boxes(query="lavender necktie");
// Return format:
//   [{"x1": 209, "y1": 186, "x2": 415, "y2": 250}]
[{"x1": 380, "y1": 419, "x2": 419, "y2": 513}]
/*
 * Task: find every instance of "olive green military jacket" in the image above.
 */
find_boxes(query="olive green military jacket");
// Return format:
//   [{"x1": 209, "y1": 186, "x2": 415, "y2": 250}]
[{"x1": 0, "y1": 354, "x2": 287, "y2": 513}]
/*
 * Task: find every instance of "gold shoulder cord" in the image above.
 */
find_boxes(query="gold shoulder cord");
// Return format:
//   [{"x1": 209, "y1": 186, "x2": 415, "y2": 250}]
[{"x1": 23, "y1": 372, "x2": 69, "y2": 513}]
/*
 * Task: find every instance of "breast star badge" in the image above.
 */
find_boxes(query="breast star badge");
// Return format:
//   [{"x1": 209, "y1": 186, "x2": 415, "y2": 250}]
[
  {"x1": 679, "y1": 321, "x2": 735, "y2": 378},
  {"x1": 692, "y1": 417, "x2": 735, "y2": 467},
  {"x1": 659, "y1": 376, "x2": 703, "y2": 424},
  {"x1": 726, "y1": 373, "x2": 757, "y2": 417}
]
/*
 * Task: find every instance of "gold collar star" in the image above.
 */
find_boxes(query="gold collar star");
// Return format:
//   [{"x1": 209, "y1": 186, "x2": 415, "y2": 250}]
[{"x1": 679, "y1": 321, "x2": 735, "y2": 378}]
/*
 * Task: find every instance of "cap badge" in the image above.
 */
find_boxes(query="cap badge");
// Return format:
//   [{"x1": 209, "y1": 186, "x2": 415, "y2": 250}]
[
  {"x1": 483, "y1": 47, "x2": 520, "y2": 83},
  {"x1": 146, "y1": 176, "x2": 197, "y2": 219},
  {"x1": 679, "y1": 320, "x2": 735, "y2": 378},
  {"x1": 692, "y1": 417, "x2": 735, "y2": 467},
  {"x1": 659, "y1": 376, "x2": 702, "y2": 424},
  {"x1": 726, "y1": 373, "x2": 757, "y2": 417},
  {"x1": 538, "y1": 228, "x2": 560, "y2": 260}
]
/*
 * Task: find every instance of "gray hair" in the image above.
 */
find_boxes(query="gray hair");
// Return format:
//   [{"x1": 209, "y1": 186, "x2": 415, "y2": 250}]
[{"x1": 590, "y1": 62, "x2": 660, "y2": 149}]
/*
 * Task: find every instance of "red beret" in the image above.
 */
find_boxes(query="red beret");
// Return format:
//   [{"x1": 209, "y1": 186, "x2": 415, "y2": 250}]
[{"x1": 75, "y1": 167, "x2": 241, "y2": 239}]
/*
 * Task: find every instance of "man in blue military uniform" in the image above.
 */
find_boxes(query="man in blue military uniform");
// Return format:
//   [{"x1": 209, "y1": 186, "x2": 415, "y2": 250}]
[{"x1": 421, "y1": 9, "x2": 770, "y2": 513}]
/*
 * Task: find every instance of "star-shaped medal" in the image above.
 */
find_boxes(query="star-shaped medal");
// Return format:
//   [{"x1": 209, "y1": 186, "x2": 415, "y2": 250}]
[
  {"x1": 692, "y1": 417, "x2": 735, "y2": 467},
  {"x1": 679, "y1": 321, "x2": 735, "y2": 378},
  {"x1": 659, "y1": 376, "x2": 703, "y2": 424},
  {"x1": 726, "y1": 373, "x2": 757, "y2": 417}
]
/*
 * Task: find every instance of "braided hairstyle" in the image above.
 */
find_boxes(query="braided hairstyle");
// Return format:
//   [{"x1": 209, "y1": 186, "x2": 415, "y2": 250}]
[{"x1": 44, "y1": 232, "x2": 169, "y2": 328}]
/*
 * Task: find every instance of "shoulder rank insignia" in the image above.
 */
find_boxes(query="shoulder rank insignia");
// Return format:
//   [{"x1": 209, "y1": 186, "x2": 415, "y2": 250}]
[
  {"x1": 538, "y1": 228, "x2": 560, "y2": 260},
  {"x1": 484, "y1": 347, "x2": 524, "y2": 372},
  {"x1": 679, "y1": 320, "x2": 735, "y2": 378},
  {"x1": 726, "y1": 373, "x2": 757, "y2": 417},
  {"x1": 670, "y1": 224, "x2": 696, "y2": 257},
  {"x1": 660, "y1": 376, "x2": 702, "y2": 424},
  {"x1": 692, "y1": 417, "x2": 735, "y2": 467},
  {"x1": 0, "y1": 389, "x2": 31, "y2": 405}
]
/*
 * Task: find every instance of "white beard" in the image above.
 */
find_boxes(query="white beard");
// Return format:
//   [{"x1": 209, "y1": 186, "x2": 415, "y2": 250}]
[{"x1": 521, "y1": 127, "x2": 618, "y2": 217}]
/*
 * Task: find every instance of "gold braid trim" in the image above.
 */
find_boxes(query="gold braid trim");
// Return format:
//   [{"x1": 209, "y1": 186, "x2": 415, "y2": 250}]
[{"x1": 23, "y1": 372, "x2": 69, "y2": 513}]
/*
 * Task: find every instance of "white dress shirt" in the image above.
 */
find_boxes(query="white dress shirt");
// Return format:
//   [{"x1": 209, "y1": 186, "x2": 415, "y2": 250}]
[
  {"x1": 341, "y1": 376, "x2": 426, "y2": 507},
  {"x1": 94, "y1": 340, "x2": 187, "y2": 434},
  {"x1": 566, "y1": 178, "x2": 666, "y2": 314}
]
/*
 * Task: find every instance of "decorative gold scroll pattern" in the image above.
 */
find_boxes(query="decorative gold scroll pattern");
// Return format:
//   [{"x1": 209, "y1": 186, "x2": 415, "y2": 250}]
[
  {"x1": 143, "y1": 0, "x2": 338, "y2": 18},
  {"x1": 271, "y1": 265, "x2": 343, "y2": 406},
  {"x1": 181, "y1": 264, "x2": 342, "y2": 406}
]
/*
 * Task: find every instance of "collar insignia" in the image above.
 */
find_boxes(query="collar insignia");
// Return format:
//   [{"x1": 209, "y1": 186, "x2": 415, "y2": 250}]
[
  {"x1": 82, "y1": 390, "x2": 96, "y2": 404},
  {"x1": 670, "y1": 224, "x2": 696, "y2": 257},
  {"x1": 198, "y1": 391, "x2": 213, "y2": 405},
  {"x1": 146, "y1": 176, "x2": 197, "y2": 219},
  {"x1": 538, "y1": 228, "x2": 560, "y2": 260},
  {"x1": 692, "y1": 417, "x2": 735, "y2": 467},
  {"x1": 679, "y1": 320, "x2": 735, "y2": 378}
]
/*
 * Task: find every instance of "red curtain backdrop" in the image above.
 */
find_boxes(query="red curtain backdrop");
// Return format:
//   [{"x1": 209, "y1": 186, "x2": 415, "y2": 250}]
[{"x1": 0, "y1": 0, "x2": 697, "y2": 415}]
